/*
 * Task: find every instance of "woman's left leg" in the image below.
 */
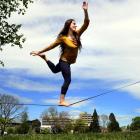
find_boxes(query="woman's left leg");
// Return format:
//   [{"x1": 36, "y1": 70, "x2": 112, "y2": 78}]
[{"x1": 59, "y1": 60, "x2": 71, "y2": 106}]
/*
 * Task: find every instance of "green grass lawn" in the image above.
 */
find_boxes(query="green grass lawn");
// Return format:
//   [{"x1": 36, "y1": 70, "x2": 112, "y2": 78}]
[{"x1": 0, "y1": 131, "x2": 140, "y2": 140}]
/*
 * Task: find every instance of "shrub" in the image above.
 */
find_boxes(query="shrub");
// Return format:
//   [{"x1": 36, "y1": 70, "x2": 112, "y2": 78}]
[{"x1": 7, "y1": 127, "x2": 14, "y2": 134}]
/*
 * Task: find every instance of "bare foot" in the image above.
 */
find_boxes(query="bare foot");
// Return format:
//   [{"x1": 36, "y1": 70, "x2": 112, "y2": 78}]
[
  {"x1": 38, "y1": 54, "x2": 47, "y2": 61},
  {"x1": 59, "y1": 101, "x2": 69, "y2": 107}
]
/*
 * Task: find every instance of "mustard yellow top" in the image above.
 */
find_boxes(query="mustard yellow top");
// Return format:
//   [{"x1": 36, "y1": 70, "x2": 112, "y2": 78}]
[{"x1": 40, "y1": 13, "x2": 90, "y2": 64}]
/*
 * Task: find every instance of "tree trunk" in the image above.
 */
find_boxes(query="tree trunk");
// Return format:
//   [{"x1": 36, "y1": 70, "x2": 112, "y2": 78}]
[
  {"x1": 0, "y1": 129, "x2": 4, "y2": 136},
  {"x1": 0, "y1": 125, "x2": 5, "y2": 136}
]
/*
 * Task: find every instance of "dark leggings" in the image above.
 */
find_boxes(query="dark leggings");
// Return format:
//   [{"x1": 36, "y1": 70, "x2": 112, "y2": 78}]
[{"x1": 46, "y1": 60, "x2": 71, "y2": 96}]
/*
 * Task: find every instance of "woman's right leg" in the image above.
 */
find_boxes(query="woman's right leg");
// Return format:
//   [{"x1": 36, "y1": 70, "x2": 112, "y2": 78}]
[
  {"x1": 38, "y1": 54, "x2": 61, "y2": 73},
  {"x1": 38, "y1": 55, "x2": 69, "y2": 106},
  {"x1": 46, "y1": 60, "x2": 61, "y2": 73}
]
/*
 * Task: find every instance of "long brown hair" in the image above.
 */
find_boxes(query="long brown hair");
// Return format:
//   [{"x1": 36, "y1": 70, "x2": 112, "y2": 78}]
[{"x1": 58, "y1": 19, "x2": 82, "y2": 54}]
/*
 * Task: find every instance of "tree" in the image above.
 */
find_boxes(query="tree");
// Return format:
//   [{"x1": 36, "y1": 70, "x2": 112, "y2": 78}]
[
  {"x1": 89, "y1": 109, "x2": 101, "y2": 133},
  {"x1": 100, "y1": 114, "x2": 108, "y2": 128},
  {"x1": 32, "y1": 119, "x2": 41, "y2": 133},
  {"x1": 41, "y1": 107, "x2": 58, "y2": 121},
  {"x1": 73, "y1": 119, "x2": 87, "y2": 133},
  {"x1": 17, "y1": 121, "x2": 30, "y2": 134},
  {"x1": 59, "y1": 111, "x2": 69, "y2": 120},
  {"x1": 63, "y1": 121, "x2": 73, "y2": 133},
  {"x1": 41, "y1": 107, "x2": 58, "y2": 118},
  {"x1": 48, "y1": 107, "x2": 58, "y2": 119},
  {"x1": 21, "y1": 110, "x2": 28, "y2": 123},
  {"x1": 0, "y1": 0, "x2": 33, "y2": 66},
  {"x1": 107, "y1": 113, "x2": 121, "y2": 132},
  {"x1": 0, "y1": 93, "x2": 24, "y2": 135},
  {"x1": 41, "y1": 107, "x2": 71, "y2": 133},
  {"x1": 130, "y1": 116, "x2": 140, "y2": 131},
  {"x1": 16, "y1": 110, "x2": 30, "y2": 134},
  {"x1": 41, "y1": 107, "x2": 59, "y2": 133}
]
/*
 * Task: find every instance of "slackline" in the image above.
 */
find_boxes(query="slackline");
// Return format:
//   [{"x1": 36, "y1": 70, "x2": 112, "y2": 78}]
[
  {"x1": 0, "y1": 81, "x2": 140, "y2": 107},
  {"x1": 68, "y1": 80, "x2": 140, "y2": 106}
]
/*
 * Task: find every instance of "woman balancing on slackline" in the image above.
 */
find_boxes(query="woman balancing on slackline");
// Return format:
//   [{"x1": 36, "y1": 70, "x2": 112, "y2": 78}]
[{"x1": 30, "y1": 1, "x2": 90, "y2": 106}]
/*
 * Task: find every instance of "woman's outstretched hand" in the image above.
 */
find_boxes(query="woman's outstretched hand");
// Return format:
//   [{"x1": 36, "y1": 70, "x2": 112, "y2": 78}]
[
  {"x1": 30, "y1": 51, "x2": 40, "y2": 56},
  {"x1": 82, "y1": 0, "x2": 88, "y2": 10}
]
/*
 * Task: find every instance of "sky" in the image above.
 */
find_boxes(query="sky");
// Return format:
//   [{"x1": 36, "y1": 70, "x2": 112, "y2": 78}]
[{"x1": 0, "y1": 0, "x2": 140, "y2": 126}]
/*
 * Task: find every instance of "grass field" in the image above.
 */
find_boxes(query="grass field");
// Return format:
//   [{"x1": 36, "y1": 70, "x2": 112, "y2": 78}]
[{"x1": 0, "y1": 131, "x2": 140, "y2": 140}]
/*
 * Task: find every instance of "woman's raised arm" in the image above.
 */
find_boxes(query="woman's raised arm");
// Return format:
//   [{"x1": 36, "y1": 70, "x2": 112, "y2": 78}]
[{"x1": 77, "y1": 1, "x2": 90, "y2": 36}]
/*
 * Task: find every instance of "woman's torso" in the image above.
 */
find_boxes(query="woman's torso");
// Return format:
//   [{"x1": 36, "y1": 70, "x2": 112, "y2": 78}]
[{"x1": 60, "y1": 36, "x2": 79, "y2": 64}]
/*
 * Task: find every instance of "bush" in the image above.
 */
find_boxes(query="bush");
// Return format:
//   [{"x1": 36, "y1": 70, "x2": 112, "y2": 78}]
[
  {"x1": 130, "y1": 117, "x2": 140, "y2": 131},
  {"x1": 107, "y1": 121, "x2": 121, "y2": 132},
  {"x1": 34, "y1": 127, "x2": 40, "y2": 133},
  {"x1": 7, "y1": 127, "x2": 15, "y2": 134},
  {"x1": 15, "y1": 122, "x2": 30, "y2": 134},
  {"x1": 41, "y1": 128, "x2": 51, "y2": 134}
]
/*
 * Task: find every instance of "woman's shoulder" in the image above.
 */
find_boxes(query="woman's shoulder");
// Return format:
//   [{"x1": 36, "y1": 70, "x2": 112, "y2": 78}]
[{"x1": 58, "y1": 35, "x2": 67, "y2": 40}]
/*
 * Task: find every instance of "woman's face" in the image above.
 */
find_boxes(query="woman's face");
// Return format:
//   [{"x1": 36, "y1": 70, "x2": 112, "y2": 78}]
[{"x1": 70, "y1": 20, "x2": 77, "y2": 32}]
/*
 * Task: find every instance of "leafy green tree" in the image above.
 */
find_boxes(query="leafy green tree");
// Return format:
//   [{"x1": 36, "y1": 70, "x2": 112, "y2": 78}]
[
  {"x1": 0, "y1": 0, "x2": 33, "y2": 66},
  {"x1": 89, "y1": 109, "x2": 101, "y2": 133},
  {"x1": 63, "y1": 121, "x2": 73, "y2": 133},
  {"x1": 73, "y1": 119, "x2": 87, "y2": 133},
  {"x1": 130, "y1": 116, "x2": 140, "y2": 131},
  {"x1": 107, "y1": 113, "x2": 121, "y2": 132}
]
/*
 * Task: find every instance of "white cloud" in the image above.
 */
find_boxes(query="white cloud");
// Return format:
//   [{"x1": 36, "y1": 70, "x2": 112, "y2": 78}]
[
  {"x1": 114, "y1": 114, "x2": 133, "y2": 126},
  {"x1": 14, "y1": 95, "x2": 33, "y2": 104},
  {"x1": 1, "y1": 0, "x2": 140, "y2": 100},
  {"x1": 68, "y1": 110, "x2": 82, "y2": 119},
  {"x1": 116, "y1": 115, "x2": 132, "y2": 121},
  {"x1": 0, "y1": 73, "x2": 59, "y2": 92},
  {"x1": 0, "y1": 91, "x2": 33, "y2": 104},
  {"x1": 135, "y1": 108, "x2": 140, "y2": 113},
  {"x1": 124, "y1": 84, "x2": 140, "y2": 100},
  {"x1": 43, "y1": 98, "x2": 59, "y2": 105}
]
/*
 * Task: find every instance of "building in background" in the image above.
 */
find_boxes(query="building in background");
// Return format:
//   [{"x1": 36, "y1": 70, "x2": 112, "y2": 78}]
[{"x1": 80, "y1": 113, "x2": 92, "y2": 126}]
